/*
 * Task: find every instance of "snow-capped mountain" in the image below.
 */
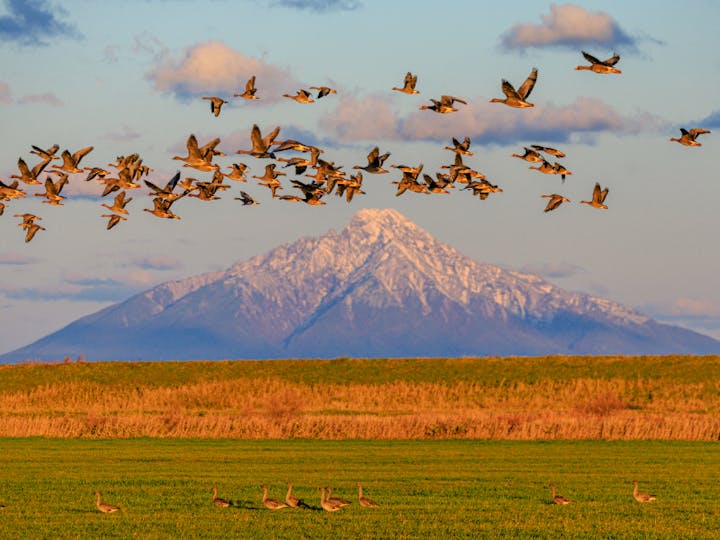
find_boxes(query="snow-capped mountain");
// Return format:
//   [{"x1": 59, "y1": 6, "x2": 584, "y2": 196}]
[{"x1": 4, "y1": 208, "x2": 719, "y2": 362}]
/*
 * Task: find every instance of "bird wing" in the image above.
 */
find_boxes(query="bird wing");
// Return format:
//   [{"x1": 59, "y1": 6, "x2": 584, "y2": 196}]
[
  {"x1": 603, "y1": 53, "x2": 621, "y2": 66},
  {"x1": 517, "y1": 68, "x2": 538, "y2": 100},
  {"x1": 144, "y1": 179, "x2": 163, "y2": 193},
  {"x1": 250, "y1": 125, "x2": 265, "y2": 152},
  {"x1": 186, "y1": 134, "x2": 201, "y2": 159},
  {"x1": 262, "y1": 126, "x2": 281, "y2": 148},
  {"x1": 599, "y1": 186, "x2": 609, "y2": 204},
  {"x1": 367, "y1": 146, "x2": 380, "y2": 165},
  {"x1": 72, "y1": 146, "x2": 94, "y2": 165},
  {"x1": 501, "y1": 79, "x2": 520, "y2": 99},
  {"x1": 582, "y1": 51, "x2": 602, "y2": 65},
  {"x1": 165, "y1": 171, "x2": 181, "y2": 191},
  {"x1": 689, "y1": 128, "x2": 711, "y2": 137},
  {"x1": 246, "y1": 75, "x2": 256, "y2": 92}
]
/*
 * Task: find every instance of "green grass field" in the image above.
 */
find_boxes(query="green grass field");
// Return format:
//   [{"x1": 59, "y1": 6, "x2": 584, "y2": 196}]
[{"x1": 1, "y1": 438, "x2": 718, "y2": 539}]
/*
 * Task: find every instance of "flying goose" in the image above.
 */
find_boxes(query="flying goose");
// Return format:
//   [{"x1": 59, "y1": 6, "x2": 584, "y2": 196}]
[
  {"x1": 512, "y1": 147, "x2": 544, "y2": 163},
  {"x1": 30, "y1": 143, "x2": 59, "y2": 161},
  {"x1": 143, "y1": 197, "x2": 181, "y2": 219},
  {"x1": 101, "y1": 213, "x2": 126, "y2": 230},
  {"x1": 444, "y1": 137, "x2": 474, "y2": 156},
  {"x1": 101, "y1": 191, "x2": 133, "y2": 215},
  {"x1": 261, "y1": 485, "x2": 289, "y2": 510},
  {"x1": 212, "y1": 486, "x2": 231, "y2": 508},
  {"x1": 95, "y1": 491, "x2": 120, "y2": 513},
  {"x1": 632, "y1": 480, "x2": 656, "y2": 503},
  {"x1": 531, "y1": 144, "x2": 566, "y2": 158},
  {"x1": 283, "y1": 89, "x2": 315, "y2": 103},
  {"x1": 528, "y1": 160, "x2": 556, "y2": 175},
  {"x1": 225, "y1": 163, "x2": 249, "y2": 182},
  {"x1": 144, "y1": 171, "x2": 182, "y2": 201},
  {"x1": 10, "y1": 157, "x2": 51, "y2": 185},
  {"x1": 541, "y1": 194, "x2": 570, "y2": 212},
  {"x1": 85, "y1": 167, "x2": 110, "y2": 182},
  {"x1": 310, "y1": 86, "x2": 337, "y2": 99},
  {"x1": 420, "y1": 95, "x2": 467, "y2": 113},
  {"x1": 14, "y1": 212, "x2": 41, "y2": 229},
  {"x1": 202, "y1": 96, "x2": 228, "y2": 117},
  {"x1": 272, "y1": 139, "x2": 319, "y2": 153},
  {"x1": 670, "y1": 128, "x2": 711, "y2": 147},
  {"x1": 580, "y1": 182, "x2": 609, "y2": 209},
  {"x1": 0, "y1": 179, "x2": 26, "y2": 200},
  {"x1": 233, "y1": 75, "x2": 259, "y2": 100},
  {"x1": 575, "y1": 51, "x2": 621, "y2": 74},
  {"x1": 52, "y1": 146, "x2": 94, "y2": 174},
  {"x1": 392, "y1": 72, "x2": 419, "y2": 94},
  {"x1": 552, "y1": 162, "x2": 572, "y2": 182},
  {"x1": 357, "y1": 483, "x2": 379, "y2": 508},
  {"x1": 236, "y1": 124, "x2": 280, "y2": 159},
  {"x1": 172, "y1": 134, "x2": 220, "y2": 172},
  {"x1": 423, "y1": 174, "x2": 450, "y2": 194},
  {"x1": 549, "y1": 484, "x2": 572, "y2": 504},
  {"x1": 235, "y1": 190, "x2": 259, "y2": 205},
  {"x1": 35, "y1": 173, "x2": 69, "y2": 205},
  {"x1": 353, "y1": 146, "x2": 390, "y2": 174},
  {"x1": 24, "y1": 221, "x2": 46, "y2": 242},
  {"x1": 490, "y1": 68, "x2": 538, "y2": 108}
]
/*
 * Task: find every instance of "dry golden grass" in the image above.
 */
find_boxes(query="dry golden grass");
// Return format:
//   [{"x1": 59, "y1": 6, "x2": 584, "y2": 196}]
[{"x1": 2, "y1": 357, "x2": 720, "y2": 439}]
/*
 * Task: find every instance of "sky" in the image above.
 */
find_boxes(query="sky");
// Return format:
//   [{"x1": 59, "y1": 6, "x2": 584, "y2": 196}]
[{"x1": 1, "y1": 0, "x2": 719, "y2": 356}]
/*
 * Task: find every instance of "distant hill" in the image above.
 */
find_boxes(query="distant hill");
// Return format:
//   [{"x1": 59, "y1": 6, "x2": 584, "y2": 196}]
[{"x1": 3, "y1": 208, "x2": 719, "y2": 362}]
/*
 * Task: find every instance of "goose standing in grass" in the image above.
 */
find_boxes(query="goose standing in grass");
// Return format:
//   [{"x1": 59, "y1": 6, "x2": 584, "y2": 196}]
[
  {"x1": 95, "y1": 491, "x2": 120, "y2": 513},
  {"x1": 234, "y1": 75, "x2": 259, "y2": 100},
  {"x1": 212, "y1": 486, "x2": 231, "y2": 508},
  {"x1": 285, "y1": 482, "x2": 310, "y2": 508},
  {"x1": 261, "y1": 485, "x2": 289, "y2": 510},
  {"x1": 633, "y1": 480, "x2": 656, "y2": 503},
  {"x1": 357, "y1": 483, "x2": 379, "y2": 507},
  {"x1": 575, "y1": 51, "x2": 621, "y2": 74},
  {"x1": 310, "y1": 86, "x2": 337, "y2": 99},
  {"x1": 541, "y1": 194, "x2": 570, "y2": 212},
  {"x1": 392, "y1": 72, "x2": 419, "y2": 94},
  {"x1": 420, "y1": 95, "x2": 467, "y2": 113},
  {"x1": 549, "y1": 484, "x2": 572, "y2": 504},
  {"x1": 319, "y1": 487, "x2": 343, "y2": 512},
  {"x1": 580, "y1": 182, "x2": 609, "y2": 209},
  {"x1": 490, "y1": 68, "x2": 538, "y2": 108},
  {"x1": 325, "y1": 486, "x2": 351, "y2": 507},
  {"x1": 670, "y1": 128, "x2": 711, "y2": 147},
  {"x1": 353, "y1": 146, "x2": 390, "y2": 174},
  {"x1": 283, "y1": 89, "x2": 315, "y2": 103},
  {"x1": 202, "y1": 96, "x2": 228, "y2": 117}
]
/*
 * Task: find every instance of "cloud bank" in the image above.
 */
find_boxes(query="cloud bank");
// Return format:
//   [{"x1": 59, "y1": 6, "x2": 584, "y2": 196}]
[
  {"x1": 147, "y1": 40, "x2": 300, "y2": 103},
  {"x1": 0, "y1": 0, "x2": 80, "y2": 46},
  {"x1": 499, "y1": 4, "x2": 637, "y2": 52},
  {"x1": 269, "y1": 0, "x2": 361, "y2": 12}
]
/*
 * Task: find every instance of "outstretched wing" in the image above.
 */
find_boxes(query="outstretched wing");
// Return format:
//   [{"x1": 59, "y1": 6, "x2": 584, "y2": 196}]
[
  {"x1": 582, "y1": 51, "x2": 602, "y2": 65},
  {"x1": 603, "y1": 53, "x2": 620, "y2": 66},
  {"x1": 501, "y1": 79, "x2": 520, "y2": 100},
  {"x1": 516, "y1": 68, "x2": 538, "y2": 100}
]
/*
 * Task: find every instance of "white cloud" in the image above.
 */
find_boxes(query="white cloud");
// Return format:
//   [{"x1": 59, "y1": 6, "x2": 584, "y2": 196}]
[
  {"x1": 500, "y1": 4, "x2": 636, "y2": 51},
  {"x1": 17, "y1": 92, "x2": 64, "y2": 106},
  {"x1": 146, "y1": 40, "x2": 300, "y2": 103},
  {"x1": 319, "y1": 94, "x2": 400, "y2": 142}
]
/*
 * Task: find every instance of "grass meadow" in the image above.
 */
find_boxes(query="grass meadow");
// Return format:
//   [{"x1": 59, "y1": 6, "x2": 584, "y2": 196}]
[
  {"x1": 1, "y1": 438, "x2": 719, "y2": 539},
  {"x1": 1, "y1": 356, "x2": 719, "y2": 439}
]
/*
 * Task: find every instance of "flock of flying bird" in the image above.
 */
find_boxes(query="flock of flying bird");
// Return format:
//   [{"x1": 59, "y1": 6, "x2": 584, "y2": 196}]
[
  {"x1": 0, "y1": 51, "x2": 712, "y2": 242},
  {"x1": 88, "y1": 478, "x2": 657, "y2": 515}
]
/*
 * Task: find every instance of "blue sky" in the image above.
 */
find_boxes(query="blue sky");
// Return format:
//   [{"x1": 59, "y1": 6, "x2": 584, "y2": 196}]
[{"x1": 1, "y1": 0, "x2": 719, "y2": 355}]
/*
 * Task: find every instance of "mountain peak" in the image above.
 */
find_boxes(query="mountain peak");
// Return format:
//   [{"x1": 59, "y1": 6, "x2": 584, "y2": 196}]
[{"x1": 344, "y1": 207, "x2": 430, "y2": 247}]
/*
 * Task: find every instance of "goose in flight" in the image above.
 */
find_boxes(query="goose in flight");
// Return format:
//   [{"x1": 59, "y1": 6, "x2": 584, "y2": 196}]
[
  {"x1": 283, "y1": 89, "x2": 315, "y2": 103},
  {"x1": 276, "y1": 147, "x2": 322, "y2": 175},
  {"x1": 24, "y1": 221, "x2": 46, "y2": 242},
  {"x1": 143, "y1": 197, "x2": 181, "y2": 219},
  {"x1": 52, "y1": 146, "x2": 94, "y2": 174},
  {"x1": 512, "y1": 147, "x2": 544, "y2": 163},
  {"x1": 575, "y1": 51, "x2": 621, "y2": 74},
  {"x1": 670, "y1": 128, "x2": 711, "y2": 147},
  {"x1": 30, "y1": 143, "x2": 59, "y2": 161},
  {"x1": 36, "y1": 173, "x2": 69, "y2": 205},
  {"x1": 236, "y1": 124, "x2": 280, "y2": 159},
  {"x1": 531, "y1": 144, "x2": 565, "y2": 158},
  {"x1": 420, "y1": 95, "x2": 467, "y2": 113},
  {"x1": 528, "y1": 160, "x2": 556, "y2": 175},
  {"x1": 10, "y1": 156, "x2": 51, "y2": 185},
  {"x1": 272, "y1": 139, "x2": 319, "y2": 153},
  {"x1": 202, "y1": 96, "x2": 228, "y2": 117},
  {"x1": 101, "y1": 191, "x2": 132, "y2": 215},
  {"x1": 310, "y1": 86, "x2": 337, "y2": 99},
  {"x1": 580, "y1": 182, "x2": 609, "y2": 209},
  {"x1": 144, "y1": 171, "x2": 182, "y2": 201},
  {"x1": 444, "y1": 137, "x2": 473, "y2": 156},
  {"x1": 15, "y1": 212, "x2": 41, "y2": 229},
  {"x1": 233, "y1": 75, "x2": 259, "y2": 100},
  {"x1": 490, "y1": 68, "x2": 538, "y2": 108},
  {"x1": 235, "y1": 190, "x2": 259, "y2": 205},
  {"x1": 392, "y1": 72, "x2": 419, "y2": 94},
  {"x1": 553, "y1": 162, "x2": 572, "y2": 182},
  {"x1": 253, "y1": 163, "x2": 286, "y2": 184},
  {"x1": 101, "y1": 213, "x2": 126, "y2": 230},
  {"x1": 173, "y1": 134, "x2": 221, "y2": 172},
  {"x1": 541, "y1": 194, "x2": 570, "y2": 212},
  {"x1": 225, "y1": 163, "x2": 248, "y2": 182},
  {"x1": 353, "y1": 146, "x2": 390, "y2": 173},
  {"x1": 0, "y1": 179, "x2": 26, "y2": 200}
]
